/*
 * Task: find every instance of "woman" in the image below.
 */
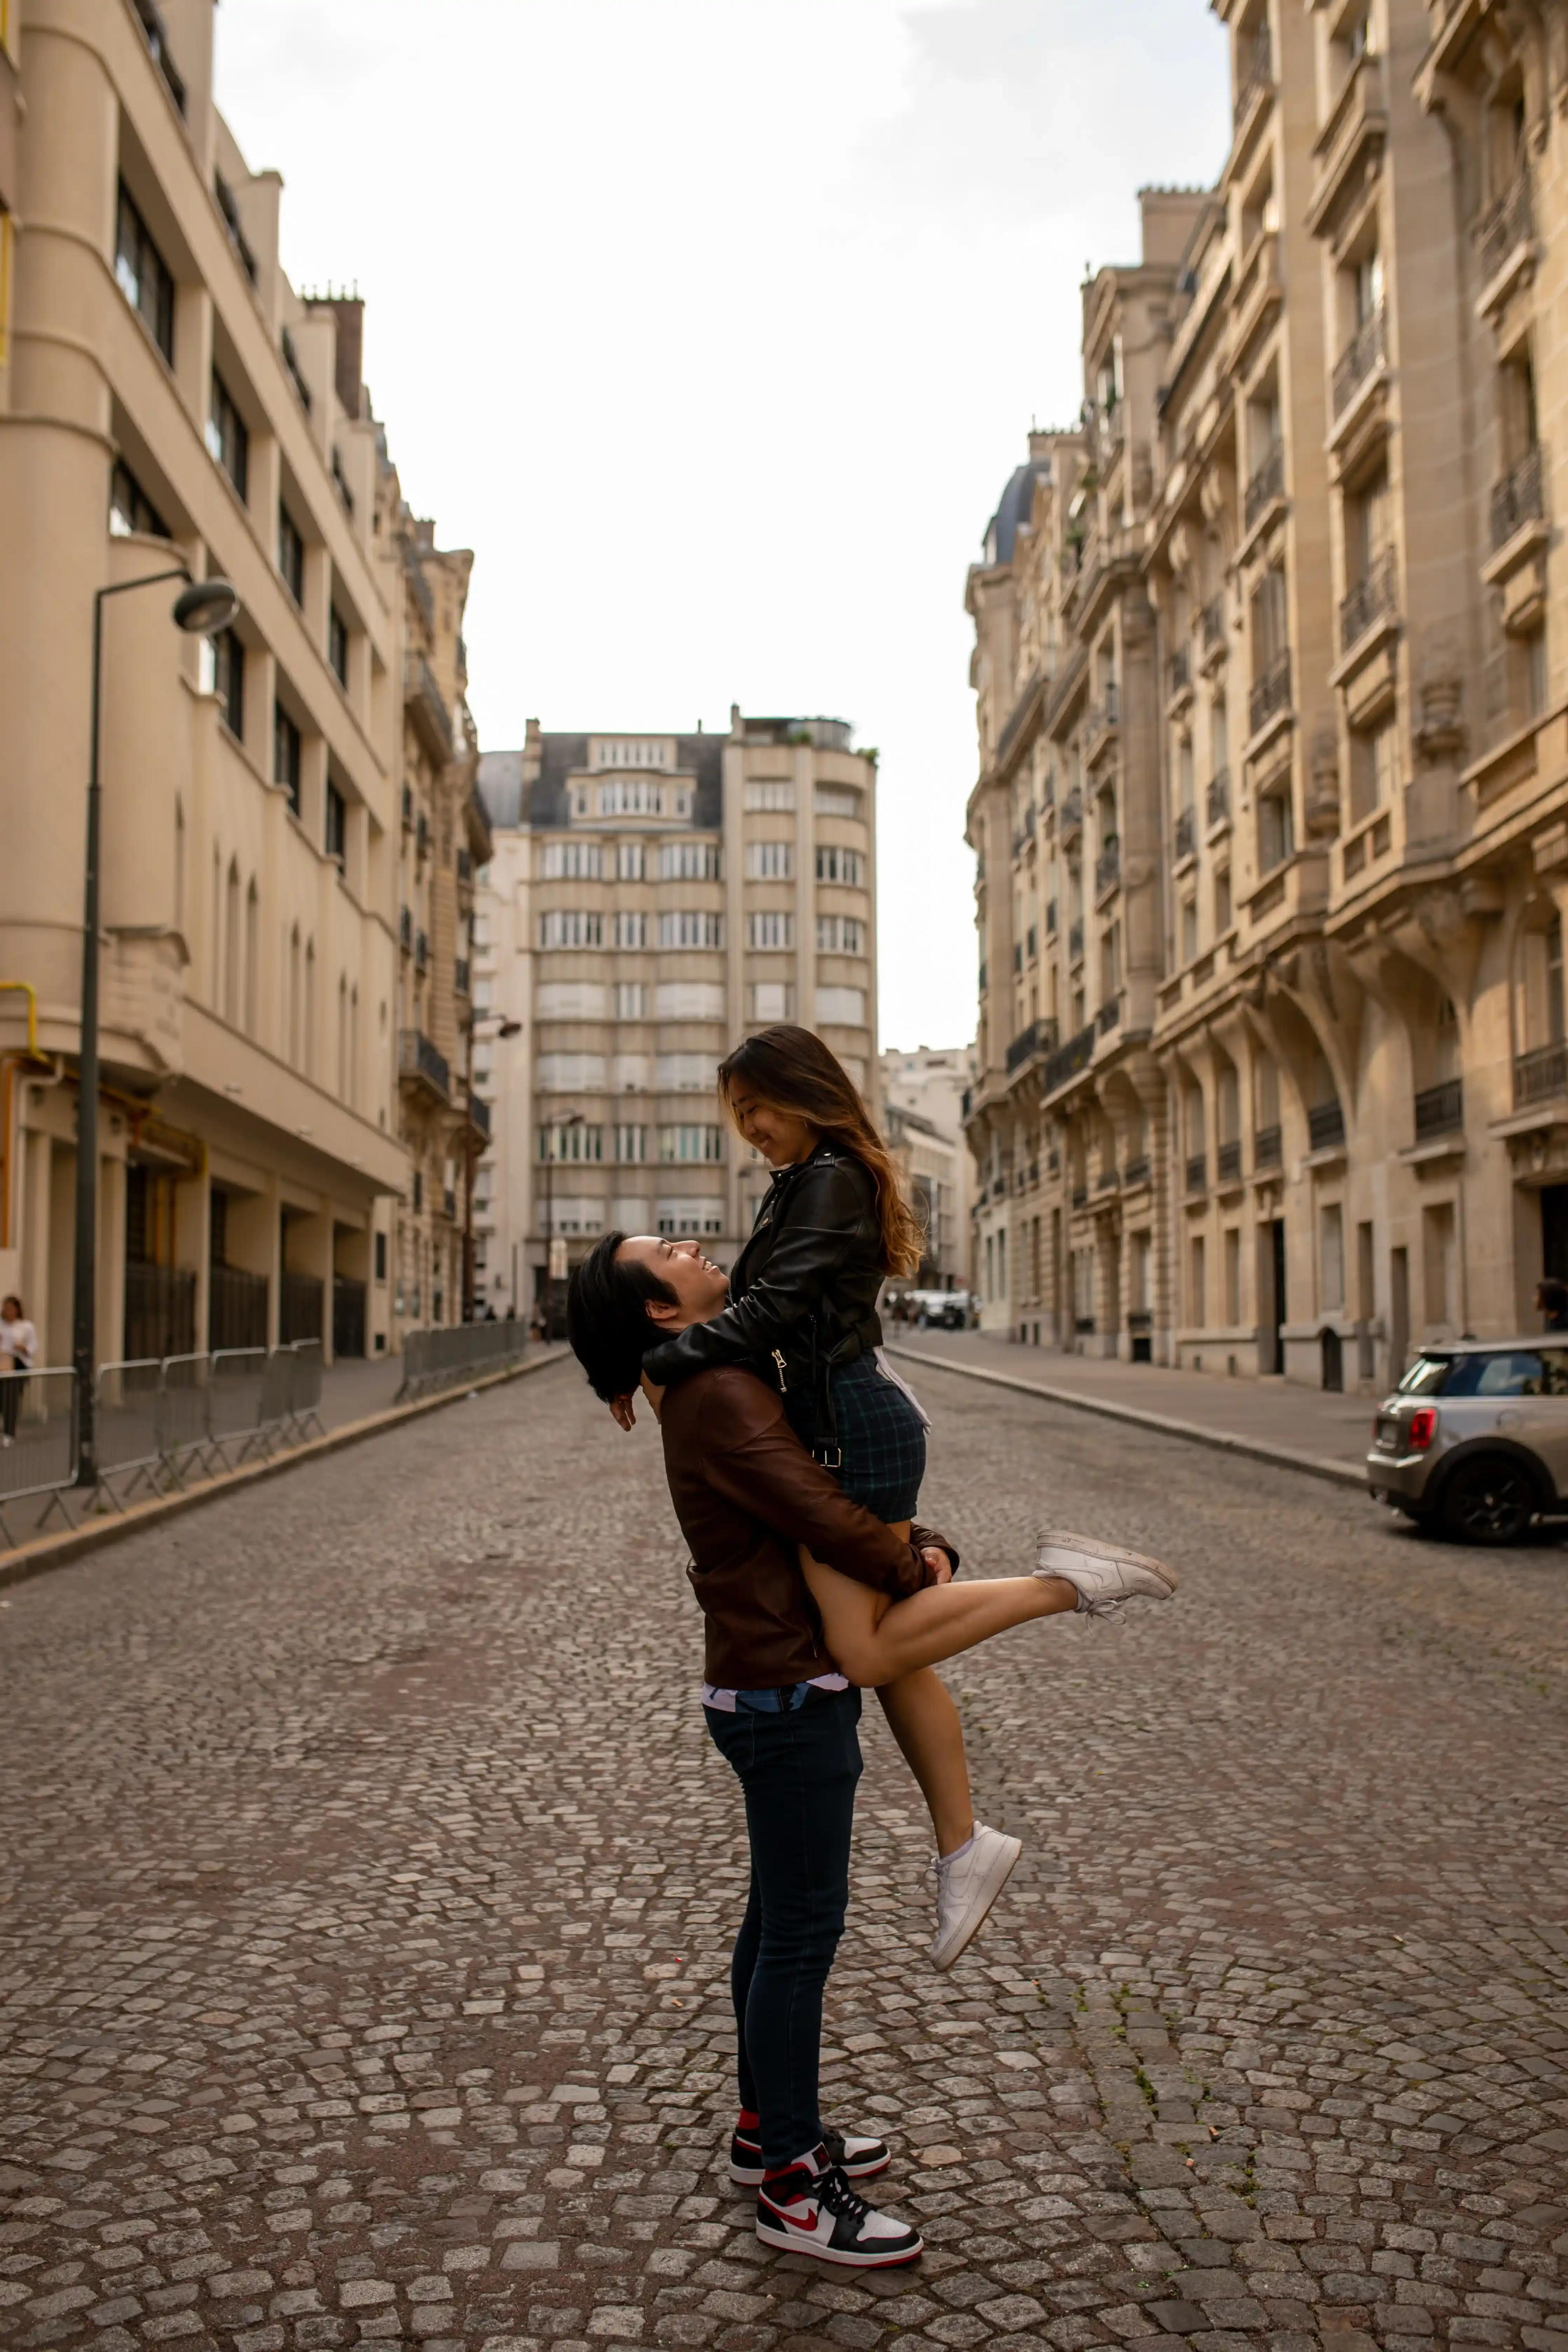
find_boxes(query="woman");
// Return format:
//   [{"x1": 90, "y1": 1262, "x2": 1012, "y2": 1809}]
[
  {"x1": 617, "y1": 1026, "x2": 1173, "y2": 1967},
  {"x1": 0, "y1": 1293, "x2": 37, "y2": 1446}
]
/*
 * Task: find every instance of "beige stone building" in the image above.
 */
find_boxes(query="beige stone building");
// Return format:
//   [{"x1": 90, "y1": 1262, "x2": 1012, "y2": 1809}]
[
  {"x1": 966, "y1": 0, "x2": 1568, "y2": 1389},
  {"x1": 880, "y1": 1045, "x2": 973, "y2": 1289},
  {"x1": 0, "y1": 0, "x2": 445, "y2": 1368},
  {"x1": 474, "y1": 714, "x2": 879, "y2": 1309},
  {"x1": 390, "y1": 506, "x2": 492, "y2": 1336}
]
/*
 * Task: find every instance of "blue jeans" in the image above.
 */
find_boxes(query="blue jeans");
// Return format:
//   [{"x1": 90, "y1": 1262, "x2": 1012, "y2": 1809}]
[{"x1": 703, "y1": 1686, "x2": 863, "y2": 2169}]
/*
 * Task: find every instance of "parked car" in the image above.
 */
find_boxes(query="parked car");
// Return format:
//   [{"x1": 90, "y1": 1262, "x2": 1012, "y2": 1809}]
[{"x1": 1367, "y1": 1336, "x2": 1568, "y2": 1543}]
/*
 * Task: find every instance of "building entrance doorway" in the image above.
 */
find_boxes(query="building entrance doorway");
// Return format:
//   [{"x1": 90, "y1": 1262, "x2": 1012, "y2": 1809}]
[
  {"x1": 1542, "y1": 1184, "x2": 1568, "y2": 1284},
  {"x1": 1259, "y1": 1218, "x2": 1286, "y2": 1374}
]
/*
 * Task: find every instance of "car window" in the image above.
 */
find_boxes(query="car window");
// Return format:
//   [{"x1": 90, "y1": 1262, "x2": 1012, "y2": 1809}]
[
  {"x1": 1444, "y1": 1350, "x2": 1547, "y2": 1398},
  {"x1": 1543, "y1": 1351, "x2": 1568, "y2": 1396},
  {"x1": 1398, "y1": 1356, "x2": 1451, "y2": 1395}
]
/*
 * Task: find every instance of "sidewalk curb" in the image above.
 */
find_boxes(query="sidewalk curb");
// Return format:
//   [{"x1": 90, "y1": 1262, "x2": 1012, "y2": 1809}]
[
  {"x1": 0, "y1": 1348, "x2": 573, "y2": 1594},
  {"x1": 887, "y1": 1344, "x2": 1367, "y2": 1492}
]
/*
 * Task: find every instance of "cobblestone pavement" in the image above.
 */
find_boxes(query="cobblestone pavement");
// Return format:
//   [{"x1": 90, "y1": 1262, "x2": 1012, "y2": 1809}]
[{"x1": 3, "y1": 1359, "x2": 1568, "y2": 2352}]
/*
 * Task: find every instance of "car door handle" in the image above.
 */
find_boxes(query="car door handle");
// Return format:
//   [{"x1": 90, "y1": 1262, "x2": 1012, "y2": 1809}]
[{"x1": 1496, "y1": 1411, "x2": 1521, "y2": 1427}]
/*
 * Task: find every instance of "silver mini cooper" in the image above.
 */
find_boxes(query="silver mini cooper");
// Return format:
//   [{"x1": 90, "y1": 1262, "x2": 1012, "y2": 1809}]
[{"x1": 1368, "y1": 1337, "x2": 1568, "y2": 1544}]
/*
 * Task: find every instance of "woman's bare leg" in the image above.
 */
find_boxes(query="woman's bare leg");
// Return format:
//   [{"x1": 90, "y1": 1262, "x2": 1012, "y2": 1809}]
[
  {"x1": 800, "y1": 1548, "x2": 1075, "y2": 1688},
  {"x1": 876, "y1": 1670, "x2": 973, "y2": 1858}
]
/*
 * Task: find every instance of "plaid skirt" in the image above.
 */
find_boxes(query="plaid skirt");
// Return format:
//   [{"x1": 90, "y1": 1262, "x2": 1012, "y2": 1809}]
[{"x1": 788, "y1": 1352, "x2": 927, "y2": 1522}]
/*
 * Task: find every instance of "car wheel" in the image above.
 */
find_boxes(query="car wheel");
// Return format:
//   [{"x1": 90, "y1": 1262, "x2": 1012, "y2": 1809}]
[{"x1": 1437, "y1": 1455, "x2": 1541, "y2": 1546}]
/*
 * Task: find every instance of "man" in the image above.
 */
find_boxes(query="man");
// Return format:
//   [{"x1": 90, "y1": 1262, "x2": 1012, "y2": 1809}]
[
  {"x1": 1537, "y1": 1276, "x2": 1568, "y2": 1332},
  {"x1": 567, "y1": 1229, "x2": 951, "y2": 2270}
]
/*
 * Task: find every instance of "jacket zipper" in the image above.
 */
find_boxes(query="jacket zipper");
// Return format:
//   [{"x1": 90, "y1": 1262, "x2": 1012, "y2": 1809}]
[{"x1": 771, "y1": 1348, "x2": 788, "y2": 1392}]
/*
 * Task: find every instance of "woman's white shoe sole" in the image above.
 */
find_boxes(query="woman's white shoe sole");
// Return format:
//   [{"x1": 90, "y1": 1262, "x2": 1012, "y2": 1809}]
[
  {"x1": 754, "y1": 2221, "x2": 923, "y2": 2266},
  {"x1": 929, "y1": 1833, "x2": 1022, "y2": 1971}
]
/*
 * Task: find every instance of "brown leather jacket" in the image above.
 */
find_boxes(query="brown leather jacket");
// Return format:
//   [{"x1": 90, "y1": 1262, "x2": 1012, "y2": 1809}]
[{"x1": 658, "y1": 1364, "x2": 956, "y2": 1690}]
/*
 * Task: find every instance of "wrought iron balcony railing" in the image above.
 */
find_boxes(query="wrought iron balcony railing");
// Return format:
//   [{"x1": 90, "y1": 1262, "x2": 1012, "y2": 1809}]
[
  {"x1": 1491, "y1": 443, "x2": 1545, "y2": 551},
  {"x1": 1207, "y1": 768, "x2": 1231, "y2": 829},
  {"x1": 1045, "y1": 1023, "x2": 1096, "y2": 1095},
  {"x1": 1477, "y1": 171, "x2": 1533, "y2": 289},
  {"x1": 1515, "y1": 1041, "x2": 1568, "y2": 1108},
  {"x1": 399, "y1": 1028, "x2": 450, "y2": 1098},
  {"x1": 1332, "y1": 304, "x2": 1385, "y2": 417},
  {"x1": 1096, "y1": 840, "x2": 1121, "y2": 896},
  {"x1": 1339, "y1": 547, "x2": 1399, "y2": 654},
  {"x1": 1068, "y1": 917, "x2": 1085, "y2": 962},
  {"x1": 1185, "y1": 1153, "x2": 1207, "y2": 1194},
  {"x1": 1308, "y1": 1099, "x2": 1347, "y2": 1152},
  {"x1": 1244, "y1": 438, "x2": 1285, "y2": 532},
  {"x1": 1249, "y1": 651, "x2": 1292, "y2": 737},
  {"x1": 1414, "y1": 1078, "x2": 1463, "y2": 1140},
  {"x1": 1254, "y1": 1123, "x2": 1282, "y2": 1169},
  {"x1": 1217, "y1": 1138, "x2": 1242, "y2": 1183},
  {"x1": 1174, "y1": 807, "x2": 1196, "y2": 862},
  {"x1": 1234, "y1": 23, "x2": 1272, "y2": 122}
]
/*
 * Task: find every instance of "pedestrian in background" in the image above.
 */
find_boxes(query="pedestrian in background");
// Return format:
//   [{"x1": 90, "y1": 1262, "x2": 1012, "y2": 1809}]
[
  {"x1": 0, "y1": 1293, "x2": 36, "y2": 1447},
  {"x1": 1537, "y1": 1277, "x2": 1568, "y2": 1331}
]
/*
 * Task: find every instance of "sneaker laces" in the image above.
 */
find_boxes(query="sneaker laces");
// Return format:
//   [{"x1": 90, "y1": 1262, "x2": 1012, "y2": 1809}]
[{"x1": 812, "y1": 2164, "x2": 872, "y2": 2226}]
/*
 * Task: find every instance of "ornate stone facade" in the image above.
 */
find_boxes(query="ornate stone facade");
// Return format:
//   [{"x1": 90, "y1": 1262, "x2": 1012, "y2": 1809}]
[{"x1": 967, "y1": 0, "x2": 1568, "y2": 1390}]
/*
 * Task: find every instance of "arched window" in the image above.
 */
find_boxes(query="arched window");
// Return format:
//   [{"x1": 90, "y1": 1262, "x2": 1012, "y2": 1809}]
[
  {"x1": 1519, "y1": 906, "x2": 1566, "y2": 1055},
  {"x1": 244, "y1": 881, "x2": 259, "y2": 1035},
  {"x1": 224, "y1": 860, "x2": 241, "y2": 1024}
]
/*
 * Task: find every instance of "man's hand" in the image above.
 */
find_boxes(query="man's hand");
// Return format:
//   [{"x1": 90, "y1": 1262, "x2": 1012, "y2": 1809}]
[
  {"x1": 609, "y1": 1394, "x2": 637, "y2": 1432},
  {"x1": 921, "y1": 1545, "x2": 953, "y2": 1586}
]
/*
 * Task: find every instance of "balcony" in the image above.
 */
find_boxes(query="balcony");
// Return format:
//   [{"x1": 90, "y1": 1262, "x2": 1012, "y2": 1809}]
[
  {"x1": 1096, "y1": 1165, "x2": 1119, "y2": 1192},
  {"x1": 1068, "y1": 917, "x2": 1085, "y2": 963},
  {"x1": 1124, "y1": 1153, "x2": 1150, "y2": 1187},
  {"x1": 1174, "y1": 806, "x2": 1196, "y2": 863},
  {"x1": 416, "y1": 811, "x2": 432, "y2": 863},
  {"x1": 1414, "y1": 1078, "x2": 1463, "y2": 1140},
  {"x1": 457, "y1": 847, "x2": 474, "y2": 886},
  {"x1": 443, "y1": 1187, "x2": 458, "y2": 1222},
  {"x1": 405, "y1": 651, "x2": 454, "y2": 762},
  {"x1": 1477, "y1": 172, "x2": 1533, "y2": 300},
  {"x1": 1515, "y1": 1042, "x2": 1568, "y2": 1109},
  {"x1": 1168, "y1": 650, "x2": 1191, "y2": 702},
  {"x1": 132, "y1": 0, "x2": 186, "y2": 114},
  {"x1": 1207, "y1": 769, "x2": 1231, "y2": 830},
  {"x1": 1185, "y1": 1152, "x2": 1207, "y2": 1194},
  {"x1": 1244, "y1": 439, "x2": 1286, "y2": 534},
  {"x1": 1340, "y1": 547, "x2": 1399, "y2": 655},
  {"x1": 1234, "y1": 23, "x2": 1271, "y2": 126},
  {"x1": 1096, "y1": 839, "x2": 1121, "y2": 898},
  {"x1": 1060, "y1": 786, "x2": 1083, "y2": 842},
  {"x1": 1085, "y1": 684, "x2": 1120, "y2": 757},
  {"x1": 399, "y1": 1028, "x2": 450, "y2": 1102},
  {"x1": 1006, "y1": 1018, "x2": 1057, "y2": 1074},
  {"x1": 401, "y1": 783, "x2": 415, "y2": 831},
  {"x1": 1045, "y1": 897, "x2": 1058, "y2": 936},
  {"x1": 455, "y1": 958, "x2": 471, "y2": 997},
  {"x1": 468, "y1": 1091, "x2": 492, "y2": 1140},
  {"x1": 1254, "y1": 1123, "x2": 1282, "y2": 1169},
  {"x1": 1217, "y1": 1138, "x2": 1243, "y2": 1183},
  {"x1": 1096, "y1": 996, "x2": 1121, "y2": 1036},
  {"x1": 1307, "y1": 53, "x2": 1389, "y2": 241},
  {"x1": 1308, "y1": 1099, "x2": 1347, "y2": 1152},
  {"x1": 1332, "y1": 305, "x2": 1385, "y2": 419},
  {"x1": 1045, "y1": 1022, "x2": 1096, "y2": 1096},
  {"x1": 1492, "y1": 444, "x2": 1545, "y2": 552},
  {"x1": 1071, "y1": 1184, "x2": 1089, "y2": 1210},
  {"x1": 1249, "y1": 652, "x2": 1292, "y2": 739},
  {"x1": 399, "y1": 905, "x2": 412, "y2": 954},
  {"x1": 415, "y1": 929, "x2": 430, "y2": 974},
  {"x1": 403, "y1": 541, "x2": 436, "y2": 637},
  {"x1": 1201, "y1": 597, "x2": 1225, "y2": 658}
]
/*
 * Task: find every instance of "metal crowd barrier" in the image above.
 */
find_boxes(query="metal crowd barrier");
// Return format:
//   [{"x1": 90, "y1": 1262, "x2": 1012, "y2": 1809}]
[
  {"x1": 0, "y1": 1369, "x2": 79, "y2": 1547},
  {"x1": 0, "y1": 1342, "x2": 336, "y2": 1550},
  {"x1": 396, "y1": 1317, "x2": 531, "y2": 1402}
]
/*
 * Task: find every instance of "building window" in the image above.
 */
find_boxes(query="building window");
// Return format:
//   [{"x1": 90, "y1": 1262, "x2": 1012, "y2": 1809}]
[
  {"x1": 750, "y1": 982, "x2": 793, "y2": 1022},
  {"x1": 658, "y1": 840, "x2": 720, "y2": 880},
  {"x1": 614, "y1": 982, "x2": 646, "y2": 1019},
  {"x1": 209, "y1": 628, "x2": 244, "y2": 740},
  {"x1": 109, "y1": 458, "x2": 169, "y2": 540},
  {"x1": 598, "y1": 777, "x2": 665, "y2": 817},
  {"x1": 816, "y1": 986, "x2": 866, "y2": 1025},
  {"x1": 655, "y1": 981, "x2": 725, "y2": 1019},
  {"x1": 656, "y1": 1054, "x2": 713, "y2": 1091},
  {"x1": 658, "y1": 911, "x2": 723, "y2": 949},
  {"x1": 747, "y1": 911, "x2": 794, "y2": 951},
  {"x1": 1189, "y1": 1234, "x2": 1207, "y2": 1326},
  {"x1": 206, "y1": 370, "x2": 249, "y2": 501},
  {"x1": 374, "y1": 1232, "x2": 388, "y2": 1282},
  {"x1": 273, "y1": 704, "x2": 301, "y2": 816},
  {"x1": 539, "y1": 910, "x2": 604, "y2": 950},
  {"x1": 542, "y1": 841, "x2": 604, "y2": 879},
  {"x1": 278, "y1": 506, "x2": 305, "y2": 604},
  {"x1": 1257, "y1": 780, "x2": 1294, "y2": 873},
  {"x1": 1215, "y1": 866, "x2": 1232, "y2": 935},
  {"x1": 537, "y1": 1121, "x2": 604, "y2": 1162},
  {"x1": 748, "y1": 841, "x2": 793, "y2": 879},
  {"x1": 1350, "y1": 715, "x2": 1398, "y2": 825},
  {"x1": 658, "y1": 1125, "x2": 725, "y2": 1163},
  {"x1": 614, "y1": 1124, "x2": 648, "y2": 1163},
  {"x1": 657, "y1": 1199, "x2": 725, "y2": 1237},
  {"x1": 815, "y1": 845, "x2": 865, "y2": 885},
  {"x1": 325, "y1": 780, "x2": 346, "y2": 869},
  {"x1": 746, "y1": 780, "x2": 795, "y2": 813},
  {"x1": 611, "y1": 911, "x2": 647, "y2": 949},
  {"x1": 815, "y1": 786, "x2": 862, "y2": 819},
  {"x1": 328, "y1": 605, "x2": 349, "y2": 687},
  {"x1": 617, "y1": 842, "x2": 645, "y2": 880},
  {"x1": 592, "y1": 738, "x2": 674, "y2": 772},
  {"x1": 1180, "y1": 895, "x2": 1198, "y2": 964},
  {"x1": 115, "y1": 182, "x2": 174, "y2": 363},
  {"x1": 816, "y1": 914, "x2": 865, "y2": 955}
]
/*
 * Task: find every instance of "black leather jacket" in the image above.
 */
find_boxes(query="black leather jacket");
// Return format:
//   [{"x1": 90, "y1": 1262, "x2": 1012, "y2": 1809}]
[{"x1": 640, "y1": 1145, "x2": 885, "y2": 1454}]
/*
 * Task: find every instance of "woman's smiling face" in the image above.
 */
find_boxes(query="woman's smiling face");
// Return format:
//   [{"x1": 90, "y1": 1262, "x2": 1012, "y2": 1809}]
[{"x1": 725, "y1": 1082, "x2": 819, "y2": 1169}]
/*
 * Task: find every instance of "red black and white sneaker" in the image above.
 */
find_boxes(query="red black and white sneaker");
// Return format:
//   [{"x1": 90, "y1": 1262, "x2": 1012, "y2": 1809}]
[
  {"x1": 728, "y1": 2114, "x2": 891, "y2": 2187},
  {"x1": 755, "y1": 2145, "x2": 922, "y2": 2268}
]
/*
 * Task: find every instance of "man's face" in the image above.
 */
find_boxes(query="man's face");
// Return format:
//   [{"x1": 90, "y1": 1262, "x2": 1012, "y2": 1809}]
[{"x1": 617, "y1": 1235, "x2": 729, "y2": 1330}]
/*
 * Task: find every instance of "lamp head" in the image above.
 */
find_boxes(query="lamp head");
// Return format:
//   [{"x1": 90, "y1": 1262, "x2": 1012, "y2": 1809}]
[{"x1": 173, "y1": 578, "x2": 241, "y2": 635}]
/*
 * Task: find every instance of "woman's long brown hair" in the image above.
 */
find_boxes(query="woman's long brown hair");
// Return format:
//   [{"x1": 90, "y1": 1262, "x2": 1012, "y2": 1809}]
[{"x1": 717, "y1": 1025, "x2": 924, "y2": 1278}]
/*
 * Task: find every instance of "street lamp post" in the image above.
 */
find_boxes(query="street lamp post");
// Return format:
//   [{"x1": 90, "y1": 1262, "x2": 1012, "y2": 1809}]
[
  {"x1": 73, "y1": 570, "x2": 240, "y2": 1486},
  {"x1": 460, "y1": 1011, "x2": 519, "y2": 1321},
  {"x1": 540, "y1": 1110, "x2": 584, "y2": 1340}
]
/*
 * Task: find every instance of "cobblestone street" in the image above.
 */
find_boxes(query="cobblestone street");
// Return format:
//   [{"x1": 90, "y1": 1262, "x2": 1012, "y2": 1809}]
[{"x1": 3, "y1": 1357, "x2": 1568, "y2": 2352}]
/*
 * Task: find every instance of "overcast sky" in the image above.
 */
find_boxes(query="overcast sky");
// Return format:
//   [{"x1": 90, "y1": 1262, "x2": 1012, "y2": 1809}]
[{"x1": 215, "y1": 0, "x2": 1231, "y2": 1053}]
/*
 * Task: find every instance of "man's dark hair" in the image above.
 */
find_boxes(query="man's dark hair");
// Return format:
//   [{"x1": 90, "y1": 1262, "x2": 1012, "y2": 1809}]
[
  {"x1": 566, "y1": 1232, "x2": 678, "y2": 1402},
  {"x1": 1539, "y1": 1275, "x2": 1568, "y2": 1319}
]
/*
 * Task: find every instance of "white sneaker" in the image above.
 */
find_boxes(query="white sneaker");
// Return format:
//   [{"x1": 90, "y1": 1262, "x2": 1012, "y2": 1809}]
[
  {"x1": 929, "y1": 1822, "x2": 1022, "y2": 1970},
  {"x1": 1036, "y1": 1529, "x2": 1178, "y2": 1617}
]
